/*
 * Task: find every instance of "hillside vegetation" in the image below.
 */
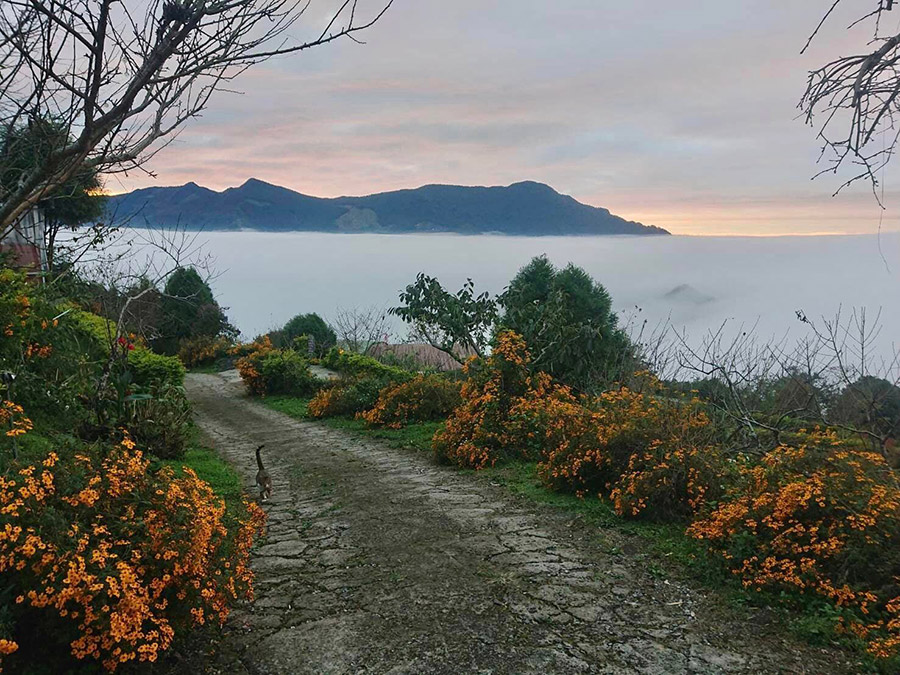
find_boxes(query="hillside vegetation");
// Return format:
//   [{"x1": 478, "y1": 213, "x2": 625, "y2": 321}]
[{"x1": 108, "y1": 179, "x2": 670, "y2": 236}]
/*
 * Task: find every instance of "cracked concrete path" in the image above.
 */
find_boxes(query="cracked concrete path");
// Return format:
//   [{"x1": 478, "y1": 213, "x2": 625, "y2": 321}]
[{"x1": 182, "y1": 372, "x2": 855, "y2": 674}]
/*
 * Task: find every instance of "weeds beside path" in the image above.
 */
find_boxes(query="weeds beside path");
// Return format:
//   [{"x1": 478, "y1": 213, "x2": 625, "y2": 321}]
[{"x1": 184, "y1": 371, "x2": 858, "y2": 674}]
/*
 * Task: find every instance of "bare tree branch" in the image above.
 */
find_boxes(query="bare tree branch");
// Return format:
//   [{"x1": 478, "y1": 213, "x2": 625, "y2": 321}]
[
  {"x1": 800, "y1": 1, "x2": 900, "y2": 200},
  {"x1": 0, "y1": 0, "x2": 393, "y2": 236}
]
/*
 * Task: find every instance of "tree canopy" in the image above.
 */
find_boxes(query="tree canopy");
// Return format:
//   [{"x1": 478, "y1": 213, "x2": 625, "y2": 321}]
[
  {"x1": 157, "y1": 267, "x2": 232, "y2": 354},
  {"x1": 280, "y1": 313, "x2": 336, "y2": 356},
  {"x1": 1, "y1": 119, "x2": 107, "y2": 268},
  {"x1": 390, "y1": 274, "x2": 498, "y2": 362},
  {"x1": 499, "y1": 256, "x2": 632, "y2": 392}
]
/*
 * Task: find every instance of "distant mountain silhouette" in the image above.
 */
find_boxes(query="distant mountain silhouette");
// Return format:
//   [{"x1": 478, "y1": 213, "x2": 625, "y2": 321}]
[
  {"x1": 663, "y1": 284, "x2": 715, "y2": 305},
  {"x1": 107, "y1": 178, "x2": 669, "y2": 236}
]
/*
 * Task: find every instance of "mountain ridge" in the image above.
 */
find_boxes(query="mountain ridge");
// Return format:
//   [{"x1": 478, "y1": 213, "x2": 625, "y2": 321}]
[{"x1": 107, "y1": 179, "x2": 670, "y2": 236}]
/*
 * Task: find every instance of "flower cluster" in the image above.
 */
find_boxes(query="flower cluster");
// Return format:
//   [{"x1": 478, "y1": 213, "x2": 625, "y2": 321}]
[
  {"x1": 307, "y1": 373, "x2": 396, "y2": 419},
  {"x1": 0, "y1": 401, "x2": 32, "y2": 439},
  {"x1": 433, "y1": 334, "x2": 725, "y2": 519},
  {"x1": 689, "y1": 430, "x2": 900, "y2": 660},
  {"x1": 360, "y1": 375, "x2": 461, "y2": 429},
  {"x1": 308, "y1": 385, "x2": 344, "y2": 418},
  {"x1": 0, "y1": 437, "x2": 266, "y2": 672}
]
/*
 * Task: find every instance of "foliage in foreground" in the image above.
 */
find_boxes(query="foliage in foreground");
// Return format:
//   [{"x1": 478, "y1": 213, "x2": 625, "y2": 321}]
[
  {"x1": 0, "y1": 268, "x2": 266, "y2": 671},
  {"x1": 0, "y1": 434, "x2": 266, "y2": 672},
  {"x1": 689, "y1": 431, "x2": 900, "y2": 662}
]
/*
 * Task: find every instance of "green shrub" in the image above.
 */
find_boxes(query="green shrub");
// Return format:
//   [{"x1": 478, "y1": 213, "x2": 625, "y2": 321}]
[
  {"x1": 321, "y1": 346, "x2": 411, "y2": 381},
  {"x1": 128, "y1": 346, "x2": 186, "y2": 390},
  {"x1": 258, "y1": 350, "x2": 319, "y2": 396},
  {"x1": 360, "y1": 374, "x2": 462, "y2": 428},
  {"x1": 280, "y1": 313, "x2": 335, "y2": 356},
  {"x1": 236, "y1": 341, "x2": 320, "y2": 397},
  {"x1": 68, "y1": 308, "x2": 116, "y2": 357},
  {"x1": 498, "y1": 256, "x2": 634, "y2": 391},
  {"x1": 125, "y1": 386, "x2": 192, "y2": 459}
]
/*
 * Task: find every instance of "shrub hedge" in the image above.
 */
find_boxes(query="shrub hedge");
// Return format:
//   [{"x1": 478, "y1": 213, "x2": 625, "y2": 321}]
[
  {"x1": 235, "y1": 338, "x2": 319, "y2": 397},
  {"x1": 321, "y1": 346, "x2": 410, "y2": 381},
  {"x1": 360, "y1": 374, "x2": 462, "y2": 429}
]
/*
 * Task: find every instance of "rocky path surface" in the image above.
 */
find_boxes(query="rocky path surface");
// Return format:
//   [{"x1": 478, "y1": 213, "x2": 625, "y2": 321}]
[{"x1": 184, "y1": 372, "x2": 853, "y2": 674}]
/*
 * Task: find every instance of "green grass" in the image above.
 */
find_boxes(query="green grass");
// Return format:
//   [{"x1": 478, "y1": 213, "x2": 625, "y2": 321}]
[
  {"x1": 160, "y1": 425, "x2": 244, "y2": 510},
  {"x1": 260, "y1": 395, "x2": 441, "y2": 454},
  {"x1": 263, "y1": 395, "x2": 312, "y2": 418}
]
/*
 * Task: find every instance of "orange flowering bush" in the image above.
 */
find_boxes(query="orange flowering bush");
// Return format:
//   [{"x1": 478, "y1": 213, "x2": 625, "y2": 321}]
[
  {"x1": 688, "y1": 430, "x2": 900, "y2": 661},
  {"x1": 538, "y1": 381, "x2": 727, "y2": 519},
  {"x1": 307, "y1": 384, "x2": 345, "y2": 418},
  {"x1": 307, "y1": 372, "x2": 400, "y2": 419},
  {"x1": 234, "y1": 336, "x2": 274, "y2": 396},
  {"x1": 0, "y1": 436, "x2": 266, "y2": 672},
  {"x1": 433, "y1": 331, "x2": 550, "y2": 469},
  {"x1": 177, "y1": 335, "x2": 232, "y2": 369},
  {"x1": 360, "y1": 375, "x2": 462, "y2": 429}
]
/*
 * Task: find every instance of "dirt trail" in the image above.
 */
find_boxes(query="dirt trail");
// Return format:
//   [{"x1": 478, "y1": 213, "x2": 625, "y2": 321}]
[{"x1": 184, "y1": 372, "x2": 853, "y2": 674}]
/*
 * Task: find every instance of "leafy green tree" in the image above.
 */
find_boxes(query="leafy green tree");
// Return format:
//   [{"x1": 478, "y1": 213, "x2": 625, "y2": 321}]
[
  {"x1": 1, "y1": 119, "x2": 108, "y2": 270},
  {"x1": 280, "y1": 313, "x2": 336, "y2": 356},
  {"x1": 156, "y1": 267, "x2": 233, "y2": 355},
  {"x1": 390, "y1": 274, "x2": 498, "y2": 362},
  {"x1": 499, "y1": 256, "x2": 632, "y2": 391}
]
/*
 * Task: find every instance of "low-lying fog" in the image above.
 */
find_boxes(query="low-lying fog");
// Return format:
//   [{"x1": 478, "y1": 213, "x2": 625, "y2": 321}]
[{"x1": 140, "y1": 231, "x2": 900, "y2": 366}]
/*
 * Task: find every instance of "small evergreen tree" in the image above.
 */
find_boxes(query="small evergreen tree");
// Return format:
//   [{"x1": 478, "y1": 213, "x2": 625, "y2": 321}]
[
  {"x1": 499, "y1": 256, "x2": 632, "y2": 391},
  {"x1": 156, "y1": 267, "x2": 233, "y2": 355},
  {"x1": 280, "y1": 313, "x2": 336, "y2": 356}
]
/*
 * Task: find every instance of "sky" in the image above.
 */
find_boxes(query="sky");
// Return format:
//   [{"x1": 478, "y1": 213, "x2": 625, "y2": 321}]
[{"x1": 112, "y1": 1, "x2": 900, "y2": 236}]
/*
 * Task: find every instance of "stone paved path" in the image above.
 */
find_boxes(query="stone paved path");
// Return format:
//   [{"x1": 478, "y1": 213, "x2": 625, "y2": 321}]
[{"x1": 182, "y1": 372, "x2": 856, "y2": 674}]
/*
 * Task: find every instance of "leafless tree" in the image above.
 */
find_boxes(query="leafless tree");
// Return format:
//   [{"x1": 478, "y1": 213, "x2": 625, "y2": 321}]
[
  {"x1": 81, "y1": 222, "x2": 215, "y2": 343},
  {"x1": 331, "y1": 305, "x2": 390, "y2": 354},
  {"x1": 675, "y1": 308, "x2": 900, "y2": 457},
  {"x1": 619, "y1": 306, "x2": 679, "y2": 383},
  {"x1": 0, "y1": 0, "x2": 392, "y2": 236},
  {"x1": 800, "y1": 1, "x2": 900, "y2": 199}
]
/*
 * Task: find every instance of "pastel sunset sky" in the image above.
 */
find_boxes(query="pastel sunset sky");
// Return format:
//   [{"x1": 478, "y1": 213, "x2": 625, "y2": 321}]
[{"x1": 113, "y1": 1, "x2": 900, "y2": 236}]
